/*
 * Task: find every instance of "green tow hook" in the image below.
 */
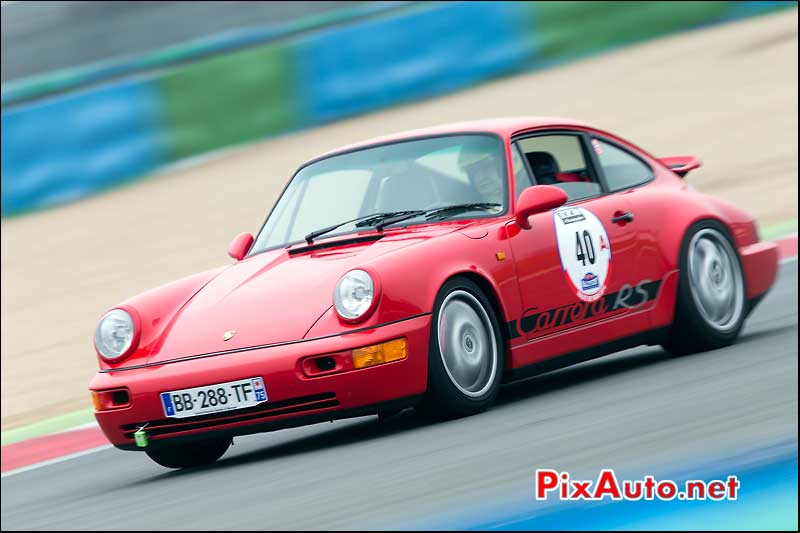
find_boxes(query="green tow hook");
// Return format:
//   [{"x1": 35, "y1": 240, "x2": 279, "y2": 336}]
[{"x1": 134, "y1": 425, "x2": 149, "y2": 448}]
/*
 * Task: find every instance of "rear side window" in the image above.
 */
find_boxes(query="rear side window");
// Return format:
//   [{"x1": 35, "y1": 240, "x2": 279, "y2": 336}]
[
  {"x1": 593, "y1": 139, "x2": 653, "y2": 191},
  {"x1": 517, "y1": 135, "x2": 602, "y2": 201}
]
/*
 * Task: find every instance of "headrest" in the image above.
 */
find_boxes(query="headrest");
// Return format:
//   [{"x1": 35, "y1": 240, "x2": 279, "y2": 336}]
[{"x1": 526, "y1": 152, "x2": 560, "y2": 184}]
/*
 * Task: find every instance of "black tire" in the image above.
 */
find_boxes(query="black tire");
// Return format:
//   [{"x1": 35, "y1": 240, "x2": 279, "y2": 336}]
[
  {"x1": 662, "y1": 220, "x2": 746, "y2": 355},
  {"x1": 418, "y1": 277, "x2": 504, "y2": 418},
  {"x1": 145, "y1": 437, "x2": 231, "y2": 469}
]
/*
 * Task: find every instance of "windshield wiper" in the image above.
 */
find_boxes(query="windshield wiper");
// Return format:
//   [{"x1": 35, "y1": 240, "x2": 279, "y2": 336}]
[
  {"x1": 303, "y1": 203, "x2": 501, "y2": 243},
  {"x1": 371, "y1": 210, "x2": 426, "y2": 231},
  {"x1": 374, "y1": 203, "x2": 503, "y2": 231},
  {"x1": 423, "y1": 202, "x2": 502, "y2": 221},
  {"x1": 303, "y1": 210, "x2": 422, "y2": 243}
]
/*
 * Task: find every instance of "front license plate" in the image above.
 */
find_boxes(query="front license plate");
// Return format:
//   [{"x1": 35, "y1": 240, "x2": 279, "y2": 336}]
[{"x1": 160, "y1": 377, "x2": 267, "y2": 419}]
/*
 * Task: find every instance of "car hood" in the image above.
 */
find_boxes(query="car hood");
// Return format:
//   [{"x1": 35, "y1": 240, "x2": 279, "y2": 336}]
[{"x1": 140, "y1": 225, "x2": 463, "y2": 365}]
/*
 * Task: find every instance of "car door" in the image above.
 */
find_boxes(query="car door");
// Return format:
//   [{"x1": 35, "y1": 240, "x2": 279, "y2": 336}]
[
  {"x1": 507, "y1": 131, "x2": 649, "y2": 355},
  {"x1": 586, "y1": 134, "x2": 666, "y2": 290}
]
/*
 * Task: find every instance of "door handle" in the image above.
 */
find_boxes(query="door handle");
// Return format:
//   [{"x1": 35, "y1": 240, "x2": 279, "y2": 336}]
[{"x1": 611, "y1": 211, "x2": 634, "y2": 224}]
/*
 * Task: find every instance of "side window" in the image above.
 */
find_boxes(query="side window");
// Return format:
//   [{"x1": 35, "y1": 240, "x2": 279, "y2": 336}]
[
  {"x1": 511, "y1": 143, "x2": 533, "y2": 198},
  {"x1": 593, "y1": 139, "x2": 653, "y2": 191},
  {"x1": 517, "y1": 134, "x2": 602, "y2": 201}
]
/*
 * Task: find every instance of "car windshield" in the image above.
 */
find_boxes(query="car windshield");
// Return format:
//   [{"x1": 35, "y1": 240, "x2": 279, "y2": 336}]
[{"x1": 251, "y1": 134, "x2": 508, "y2": 254}]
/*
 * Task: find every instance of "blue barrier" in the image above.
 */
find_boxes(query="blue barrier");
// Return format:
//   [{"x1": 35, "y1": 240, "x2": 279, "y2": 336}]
[
  {"x1": 0, "y1": 2, "x2": 415, "y2": 108},
  {"x1": 1, "y1": 1, "x2": 795, "y2": 217},
  {"x1": 1, "y1": 80, "x2": 164, "y2": 215},
  {"x1": 294, "y1": 1, "x2": 535, "y2": 124},
  {"x1": 726, "y1": 0, "x2": 796, "y2": 19}
]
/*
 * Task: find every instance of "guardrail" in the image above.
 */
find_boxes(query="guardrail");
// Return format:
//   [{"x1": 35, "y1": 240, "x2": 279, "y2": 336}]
[{"x1": 1, "y1": 0, "x2": 794, "y2": 216}]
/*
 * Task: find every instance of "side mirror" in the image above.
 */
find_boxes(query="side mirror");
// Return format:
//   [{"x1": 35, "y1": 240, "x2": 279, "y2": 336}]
[
  {"x1": 228, "y1": 232, "x2": 254, "y2": 261},
  {"x1": 659, "y1": 156, "x2": 701, "y2": 178},
  {"x1": 515, "y1": 185, "x2": 569, "y2": 230}
]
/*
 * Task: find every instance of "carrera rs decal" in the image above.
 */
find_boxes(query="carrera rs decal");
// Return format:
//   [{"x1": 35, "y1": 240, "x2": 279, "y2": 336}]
[
  {"x1": 554, "y1": 207, "x2": 612, "y2": 302},
  {"x1": 507, "y1": 279, "x2": 661, "y2": 339}
]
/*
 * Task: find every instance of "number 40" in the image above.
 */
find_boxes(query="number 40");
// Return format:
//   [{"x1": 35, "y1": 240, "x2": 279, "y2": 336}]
[{"x1": 575, "y1": 230, "x2": 596, "y2": 266}]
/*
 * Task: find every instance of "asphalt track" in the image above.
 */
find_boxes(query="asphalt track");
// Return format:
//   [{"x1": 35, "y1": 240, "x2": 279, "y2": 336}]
[{"x1": 1, "y1": 261, "x2": 796, "y2": 530}]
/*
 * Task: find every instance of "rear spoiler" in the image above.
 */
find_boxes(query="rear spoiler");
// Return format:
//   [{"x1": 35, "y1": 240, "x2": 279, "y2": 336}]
[{"x1": 658, "y1": 156, "x2": 702, "y2": 178}]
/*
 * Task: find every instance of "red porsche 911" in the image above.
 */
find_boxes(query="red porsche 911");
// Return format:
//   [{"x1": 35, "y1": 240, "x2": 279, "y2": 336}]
[{"x1": 89, "y1": 117, "x2": 778, "y2": 468}]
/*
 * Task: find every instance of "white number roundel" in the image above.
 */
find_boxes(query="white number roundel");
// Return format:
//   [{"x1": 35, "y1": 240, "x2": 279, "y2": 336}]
[{"x1": 553, "y1": 207, "x2": 612, "y2": 302}]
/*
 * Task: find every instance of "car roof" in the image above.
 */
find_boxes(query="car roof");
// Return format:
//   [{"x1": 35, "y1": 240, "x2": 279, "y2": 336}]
[{"x1": 310, "y1": 116, "x2": 595, "y2": 163}]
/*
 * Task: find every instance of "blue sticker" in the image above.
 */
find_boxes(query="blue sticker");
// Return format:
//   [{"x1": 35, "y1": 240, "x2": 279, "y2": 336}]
[{"x1": 252, "y1": 378, "x2": 267, "y2": 402}]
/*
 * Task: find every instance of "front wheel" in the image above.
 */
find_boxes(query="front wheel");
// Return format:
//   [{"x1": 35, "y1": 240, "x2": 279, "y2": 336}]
[
  {"x1": 663, "y1": 222, "x2": 746, "y2": 355},
  {"x1": 145, "y1": 437, "x2": 231, "y2": 469},
  {"x1": 418, "y1": 278, "x2": 504, "y2": 418}
]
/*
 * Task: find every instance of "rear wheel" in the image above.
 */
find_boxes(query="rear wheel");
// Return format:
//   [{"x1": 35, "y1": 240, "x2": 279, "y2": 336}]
[
  {"x1": 418, "y1": 278, "x2": 504, "y2": 418},
  {"x1": 145, "y1": 437, "x2": 231, "y2": 469},
  {"x1": 663, "y1": 222, "x2": 746, "y2": 355}
]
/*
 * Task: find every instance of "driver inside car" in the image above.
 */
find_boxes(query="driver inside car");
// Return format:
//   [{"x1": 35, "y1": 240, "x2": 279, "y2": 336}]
[{"x1": 458, "y1": 146, "x2": 504, "y2": 206}]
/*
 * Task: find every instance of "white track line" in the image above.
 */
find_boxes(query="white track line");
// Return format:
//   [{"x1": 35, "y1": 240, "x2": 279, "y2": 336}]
[
  {"x1": 62, "y1": 421, "x2": 100, "y2": 432},
  {"x1": 1, "y1": 444, "x2": 113, "y2": 479}
]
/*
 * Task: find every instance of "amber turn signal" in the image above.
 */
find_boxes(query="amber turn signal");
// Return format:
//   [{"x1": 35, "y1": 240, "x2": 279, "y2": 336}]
[
  {"x1": 91, "y1": 388, "x2": 131, "y2": 411},
  {"x1": 91, "y1": 390, "x2": 101, "y2": 411},
  {"x1": 351, "y1": 338, "x2": 407, "y2": 369}
]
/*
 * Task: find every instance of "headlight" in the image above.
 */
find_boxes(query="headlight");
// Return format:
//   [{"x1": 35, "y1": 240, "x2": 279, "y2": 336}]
[
  {"x1": 334, "y1": 269, "x2": 377, "y2": 321},
  {"x1": 94, "y1": 309, "x2": 136, "y2": 361}
]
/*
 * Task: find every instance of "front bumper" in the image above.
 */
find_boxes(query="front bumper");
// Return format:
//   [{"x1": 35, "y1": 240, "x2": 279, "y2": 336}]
[{"x1": 90, "y1": 314, "x2": 431, "y2": 449}]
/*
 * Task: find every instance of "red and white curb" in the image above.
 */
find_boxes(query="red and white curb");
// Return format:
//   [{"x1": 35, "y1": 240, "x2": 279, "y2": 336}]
[
  {"x1": 2, "y1": 235, "x2": 797, "y2": 477},
  {"x1": 1, "y1": 424, "x2": 110, "y2": 477}
]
